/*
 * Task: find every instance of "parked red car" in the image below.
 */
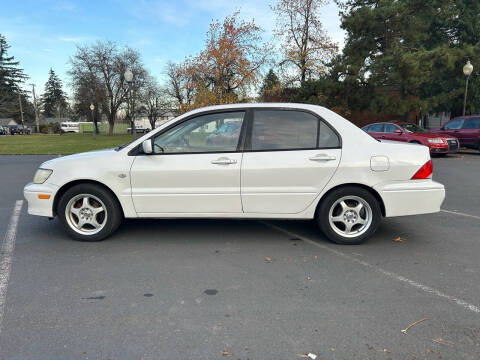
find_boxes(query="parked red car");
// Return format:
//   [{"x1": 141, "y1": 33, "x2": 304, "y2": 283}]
[
  {"x1": 362, "y1": 122, "x2": 458, "y2": 154},
  {"x1": 430, "y1": 115, "x2": 480, "y2": 151}
]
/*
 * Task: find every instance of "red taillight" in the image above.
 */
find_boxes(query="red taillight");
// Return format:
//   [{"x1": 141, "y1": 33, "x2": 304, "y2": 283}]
[{"x1": 411, "y1": 160, "x2": 433, "y2": 179}]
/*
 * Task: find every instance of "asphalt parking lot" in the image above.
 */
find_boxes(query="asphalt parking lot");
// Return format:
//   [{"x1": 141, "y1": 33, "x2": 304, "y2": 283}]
[{"x1": 0, "y1": 152, "x2": 479, "y2": 359}]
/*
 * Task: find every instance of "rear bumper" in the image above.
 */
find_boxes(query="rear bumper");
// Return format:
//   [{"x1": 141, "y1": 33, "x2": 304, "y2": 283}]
[
  {"x1": 374, "y1": 180, "x2": 445, "y2": 217},
  {"x1": 23, "y1": 182, "x2": 59, "y2": 217}
]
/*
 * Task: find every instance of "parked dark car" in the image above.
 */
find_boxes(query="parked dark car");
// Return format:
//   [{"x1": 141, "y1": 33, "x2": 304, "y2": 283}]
[
  {"x1": 0, "y1": 125, "x2": 7, "y2": 135},
  {"x1": 430, "y1": 115, "x2": 480, "y2": 151},
  {"x1": 8, "y1": 125, "x2": 31, "y2": 135},
  {"x1": 362, "y1": 122, "x2": 455, "y2": 154}
]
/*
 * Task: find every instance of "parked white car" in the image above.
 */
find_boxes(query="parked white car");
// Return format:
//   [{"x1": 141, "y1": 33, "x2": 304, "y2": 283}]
[
  {"x1": 60, "y1": 122, "x2": 80, "y2": 133},
  {"x1": 24, "y1": 103, "x2": 445, "y2": 244}
]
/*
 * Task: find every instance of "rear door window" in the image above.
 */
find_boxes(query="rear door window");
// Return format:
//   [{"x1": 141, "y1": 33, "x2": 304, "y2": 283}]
[
  {"x1": 251, "y1": 110, "x2": 318, "y2": 151},
  {"x1": 250, "y1": 110, "x2": 339, "y2": 151},
  {"x1": 368, "y1": 123, "x2": 384, "y2": 132}
]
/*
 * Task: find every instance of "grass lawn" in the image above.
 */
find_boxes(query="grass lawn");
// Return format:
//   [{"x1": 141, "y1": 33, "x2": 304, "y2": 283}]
[{"x1": 0, "y1": 133, "x2": 134, "y2": 155}]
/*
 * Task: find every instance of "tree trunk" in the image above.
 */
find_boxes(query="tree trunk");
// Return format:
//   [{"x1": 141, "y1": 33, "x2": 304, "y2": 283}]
[{"x1": 108, "y1": 113, "x2": 115, "y2": 136}]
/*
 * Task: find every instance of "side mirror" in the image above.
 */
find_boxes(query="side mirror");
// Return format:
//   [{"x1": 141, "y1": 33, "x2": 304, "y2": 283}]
[
  {"x1": 394, "y1": 129, "x2": 403, "y2": 134},
  {"x1": 142, "y1": 139, "x2": 153, "y2": 154}
]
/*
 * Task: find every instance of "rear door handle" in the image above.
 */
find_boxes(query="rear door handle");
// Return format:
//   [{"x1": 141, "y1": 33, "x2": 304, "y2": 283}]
[
  {"x1": 211, "y1": 157, "x2": 237, "y2": 165},
  {"x1": 309, "y1": 154, "x2": 337, "y2": 161}
]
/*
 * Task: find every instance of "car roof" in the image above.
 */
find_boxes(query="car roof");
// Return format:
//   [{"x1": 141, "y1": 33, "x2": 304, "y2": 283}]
[{"x1": 450, "y1": 115, "x2": 480, "y2": 120}]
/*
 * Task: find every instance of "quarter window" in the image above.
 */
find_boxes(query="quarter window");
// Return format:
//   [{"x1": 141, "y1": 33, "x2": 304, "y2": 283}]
[
  {"x1": 318, "y1": 121, "x2": 340, "y2": 147},
  {"x1": 153, "y1": 111, "x2": 245, "y2": 154}
]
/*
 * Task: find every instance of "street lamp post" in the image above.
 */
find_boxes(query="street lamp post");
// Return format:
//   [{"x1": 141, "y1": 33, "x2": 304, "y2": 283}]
[
  {"x1": 90, "y1": 104, "x2": 96, "y2": 140},
  {"x1": 462, "y1": 60, "x2": 473, "y2": 116},
  {"x1": 124, "y1": 70, "x2": 136, "y2": 140}
]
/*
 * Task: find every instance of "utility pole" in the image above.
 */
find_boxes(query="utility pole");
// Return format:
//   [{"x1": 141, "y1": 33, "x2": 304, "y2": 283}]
[
  {"x1": 18, "y1": 93, "x2": 25, "y2": 135},
  {"x1": 30, "y1": 84, "x2": 40, "y2": 133}
]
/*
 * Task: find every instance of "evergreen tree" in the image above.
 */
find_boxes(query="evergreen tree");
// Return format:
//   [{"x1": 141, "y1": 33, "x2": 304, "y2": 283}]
[
  {"x1": 337, "y1": 0, "x2": 479, "y2": 118},
  {"x1": 0, "y1": 33, "x2": 29, "y2": 119},
  {"x1": 41, "y1": 68, "x2": 68, "y2": 117},
  {"x1": 259, "y1": 69, "x2": 281, "y2": 101}
]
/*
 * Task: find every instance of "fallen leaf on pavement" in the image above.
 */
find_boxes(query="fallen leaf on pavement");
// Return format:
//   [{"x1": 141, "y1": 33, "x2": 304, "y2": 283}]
[
  {"x1": 401, "y1": 317, "x2": 428, "y2": 334},
  {"x1": 432, "y1": 338, "x2": 454, "y2": 347},
  {"x1": 221, "y1": 350, "x2": 232, "y2": 356}
]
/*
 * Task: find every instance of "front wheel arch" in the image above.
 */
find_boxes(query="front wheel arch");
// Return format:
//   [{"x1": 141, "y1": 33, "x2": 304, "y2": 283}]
[{"x1": 53, "y1": 180, "x2": 124, "y2": 218}]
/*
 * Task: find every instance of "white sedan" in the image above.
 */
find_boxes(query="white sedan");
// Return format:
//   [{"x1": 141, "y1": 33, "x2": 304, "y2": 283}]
[{"x1": 24, "y1": 103, "x2": 445, "y2": 245}]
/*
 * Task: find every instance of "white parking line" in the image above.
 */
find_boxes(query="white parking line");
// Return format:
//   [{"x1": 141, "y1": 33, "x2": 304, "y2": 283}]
[
  {"x1": 441, "y1": 209, "x2": 480, "y2": 220},
  {"x1": 0, "y1": 200, "x2": 23, "y2": 336},
  {"x1": 261, "y1": 221, "x2": 480, "y2": 314}
]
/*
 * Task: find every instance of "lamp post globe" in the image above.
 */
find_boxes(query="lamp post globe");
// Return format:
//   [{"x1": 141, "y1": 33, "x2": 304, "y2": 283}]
[
  {"x1": 124, "y1": 69, "x2": 134, "y2": 83},
  {"x1": 463, "y1": 60, "x2": 473, "y2": 76},
  {"x1": 89, "y1": 104, "x2": 96, "y2": 139},
  {"x1": 462, "y1": 60, "x2": 473, "y2": 116},
  {"x1": 124, "y1": 69, "x2": 136, "y2": 140}
]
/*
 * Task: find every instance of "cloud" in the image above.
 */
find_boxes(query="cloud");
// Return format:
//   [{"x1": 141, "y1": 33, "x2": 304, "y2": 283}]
[
  {"x1": 52, "y1": 1, "x2": 77, "y2": 12},
  {"x1": 58, "y1": 36, "x2": 89, "y2": 43}
]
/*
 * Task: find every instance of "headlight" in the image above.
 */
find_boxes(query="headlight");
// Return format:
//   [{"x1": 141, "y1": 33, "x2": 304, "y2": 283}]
[
  {"x1": 33, "y1": 169, "x2": 53, "y2": 184},
  {"x1": 428, "y1": 138, "x2": 444, "y2": 144}
]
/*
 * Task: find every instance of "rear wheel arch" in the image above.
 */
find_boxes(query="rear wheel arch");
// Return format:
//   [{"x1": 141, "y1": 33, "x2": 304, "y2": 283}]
[
  {"x1": 53, "y1": 180, "x2": 124, "y2": 217},
  {"x1": 316, "y1": 183, "x2": 386, "y2": 217}
]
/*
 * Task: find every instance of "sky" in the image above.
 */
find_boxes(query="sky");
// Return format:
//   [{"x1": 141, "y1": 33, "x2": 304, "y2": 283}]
[{"x1": 1, "y1": 0, "x2": 345, "y2": 96}]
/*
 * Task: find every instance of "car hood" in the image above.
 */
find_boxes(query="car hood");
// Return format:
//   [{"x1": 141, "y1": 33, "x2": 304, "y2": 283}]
[{"x1": 40, "y1": 149, "x2": 116, "y2": 169}]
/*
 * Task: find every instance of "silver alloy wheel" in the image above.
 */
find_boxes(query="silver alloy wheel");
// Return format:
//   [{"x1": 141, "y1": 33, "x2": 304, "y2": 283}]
[
  {"x1": 65, "y1": 194, "x2": 107, "y2": 235},
  {"x1": 328, "y1": 195, "x2": 372, "y2": 238}
]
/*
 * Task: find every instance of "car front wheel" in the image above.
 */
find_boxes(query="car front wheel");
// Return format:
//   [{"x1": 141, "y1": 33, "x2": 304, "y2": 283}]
[
  {"x1": 316, "y1": 186, "x2": 382, "y2": 245},
  {"x1": 57, "y1": 183, "x2": 123, "y2": 241}
]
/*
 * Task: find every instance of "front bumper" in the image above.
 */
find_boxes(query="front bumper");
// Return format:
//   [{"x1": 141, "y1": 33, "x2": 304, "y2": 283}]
[
  {"x1": 374, "y1": 180, "x2": 445, "y2": 217},
  {"x1": 23, "y1": 182, "x2": 59, "y2": 217},
  {"x1": 427, "y1": 143, "x2": 449, "y2": 154}
]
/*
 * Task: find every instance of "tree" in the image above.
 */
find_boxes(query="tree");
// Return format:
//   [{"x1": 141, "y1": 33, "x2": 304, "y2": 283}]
[
  {"x1": 69, "y1": 41, "x2": 147, "y2": 135},
  {"x1": 176, "y1": 11, "x2": 269, "y2": 113},
  {"x1": 259, "y1": 68, "x2": 283, "y2": 101},
  {"x1": 0, "y1": 34, "x2": 29, "y2": 120},
  {"x1": 165, "y1": 61, "x2": 194, "y2": 113},
  {"x1": 337, "y1": 0, "x2": 479, "y2": 118},
  {"x1": 272, "y1": 0, "x2": 337, "y2": 84},
  {"x1": 41, "y1": 68, "x2": 68, "y2": 117},
  {"x1": 141, "y1": 76, "x2": 171, "y2": 130},
  {"x1": 71, "y1": 72, "x2": 105, "y2": 134}
]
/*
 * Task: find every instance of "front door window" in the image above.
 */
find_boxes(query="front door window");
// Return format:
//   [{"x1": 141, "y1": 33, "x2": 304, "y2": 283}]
[{"x1": 154, "y1": 112, "x2": 245, "y2": 154}]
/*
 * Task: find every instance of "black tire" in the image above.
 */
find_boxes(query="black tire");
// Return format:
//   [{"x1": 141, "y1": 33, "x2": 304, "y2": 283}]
[
  {"x1": 57, "y1": 183, "x2": 123, "y2": 241},
  {"x1": 316, "y1": 186, "x2": 382, "y2": 245}
]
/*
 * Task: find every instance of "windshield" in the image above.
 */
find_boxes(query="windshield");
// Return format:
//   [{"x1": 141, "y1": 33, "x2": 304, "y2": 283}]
[{"x1": 399, "y1": 123, "x2": 426, "y2": 133}]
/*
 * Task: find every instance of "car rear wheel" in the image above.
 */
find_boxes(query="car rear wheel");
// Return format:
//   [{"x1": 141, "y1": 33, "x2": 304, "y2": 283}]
[
  {"x1": 57, "y1": 183, "x2": 123, "y2": 241},
  {"x1": 316, "y1": 186, "x2": 382, "y2": 245}
]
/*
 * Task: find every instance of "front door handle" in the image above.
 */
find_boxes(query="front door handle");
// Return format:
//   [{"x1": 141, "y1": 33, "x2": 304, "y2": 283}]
[
  {"x1": 309, "y1": 154, "x2": 337, "y2": 161},
  {"x1": 211, "y1": 157, "x2": 237, "y2": 165}
]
